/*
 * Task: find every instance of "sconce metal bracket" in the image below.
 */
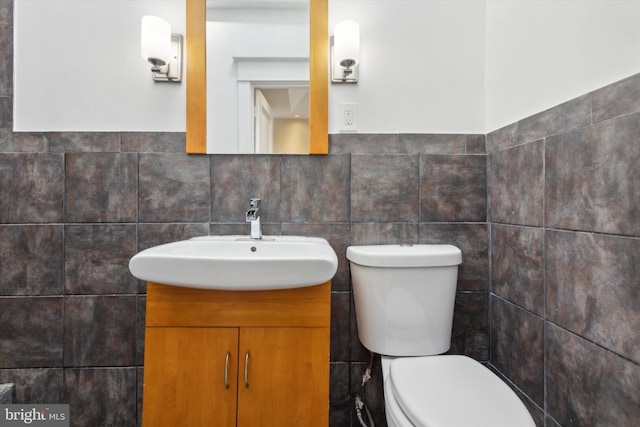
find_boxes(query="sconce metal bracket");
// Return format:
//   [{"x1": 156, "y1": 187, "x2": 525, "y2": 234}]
[
  {"x1": 330, "y1": 39, "x2": 358, "y2": 83},
  {"x1": 153, "y1": 34, "x2": 183, "y2": 82}
]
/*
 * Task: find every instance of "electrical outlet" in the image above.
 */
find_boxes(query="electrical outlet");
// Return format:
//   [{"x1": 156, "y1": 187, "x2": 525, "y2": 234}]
[
  {"x1": 344, "y1": 107, "x2": 353, "y2": 126},
  {"x1": 339, "y1": 102, "x2": 358, "y2": 132}
]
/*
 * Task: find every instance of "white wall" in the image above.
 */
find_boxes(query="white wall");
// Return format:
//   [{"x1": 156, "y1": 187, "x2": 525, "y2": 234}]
[
  {"x1": 13, "y1": 0, "x2": 640, "y2": 135},
  {"x1": 13, "y1": 0, "x2": 185, "y2": 131},
  {"x1": 328, "y1": 0, "x2": 486, "y2": 134},
  {"x1": 273, "y1": 118, "x2": 309, "y2": 153},
  {"x1": 485, "y1": 0, "x2": 640, "y2": 132}
]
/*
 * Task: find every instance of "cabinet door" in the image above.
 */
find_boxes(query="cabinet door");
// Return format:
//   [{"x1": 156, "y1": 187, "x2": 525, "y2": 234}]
[
  {"x1": 238, "y1": 327, "x2": 330, "y2": 426},
  {"x1": 143, "y1": 327, "x2": 239, "y2": 427}
]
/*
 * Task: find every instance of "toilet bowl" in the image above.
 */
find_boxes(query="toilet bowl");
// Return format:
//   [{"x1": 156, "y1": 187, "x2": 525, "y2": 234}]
[
  {"x1": 347, "y1": 244, "x2": 535, "y2": 427},
  {"x1": 382, "y1": 355, "x2": 534, "y2": 427}
]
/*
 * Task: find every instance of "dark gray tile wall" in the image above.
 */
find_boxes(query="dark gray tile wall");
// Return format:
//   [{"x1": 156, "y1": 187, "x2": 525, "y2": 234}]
[
  {"x1": 546, "y1": 324, "x2": 640, "y2": 426},
  {"x1": 545, "y1": 114, "x2": 640, "y2": 235},
  {"x1": 0, "y1": 132, "x2": 488, "y2": 427},
  {"x1": 488, "y1": 72, "x2": 640, "y2": 426},
  {"x1": 489, "y1": 139, "x2": 544, "y2": 226},
  {"x1": 65, "y1": 153, "x2": 138, "y2": 223}
]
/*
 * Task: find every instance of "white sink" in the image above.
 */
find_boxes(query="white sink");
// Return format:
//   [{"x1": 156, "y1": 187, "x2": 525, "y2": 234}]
[{"x1": 128, "y1": 235, "x2": 338, "y2": 291}]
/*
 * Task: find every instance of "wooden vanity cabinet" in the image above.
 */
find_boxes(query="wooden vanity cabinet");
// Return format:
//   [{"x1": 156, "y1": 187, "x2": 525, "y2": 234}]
[{"x1": 142, "y1": 282, "x2": 331, "y2": 427}]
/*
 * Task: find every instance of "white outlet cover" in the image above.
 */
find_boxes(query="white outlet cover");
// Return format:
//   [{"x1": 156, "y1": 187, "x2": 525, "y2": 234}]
[{"x1": 339, "y1": 102, "x2": 358, "y2": 132}]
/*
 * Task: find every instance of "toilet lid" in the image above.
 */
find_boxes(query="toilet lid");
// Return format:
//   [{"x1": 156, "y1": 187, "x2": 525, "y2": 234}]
[{"x1": 388, "y1": 355, "x2": 535, "y2": 427}]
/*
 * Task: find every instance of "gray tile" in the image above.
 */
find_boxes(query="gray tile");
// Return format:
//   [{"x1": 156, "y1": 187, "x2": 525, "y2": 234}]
[
  {"x1": 0, "y1": 133, "x2": 48, "y2": 153},
  {"x1": 518, "y1": 94, "x2": 591, "y2": 144},
  {"x1": 545, "y1": 415, "x2": 562, "y2": 427},
  {"x1": 136, "y1": 296, "x2": 145, "y2": 366},
  {"x1": 0, "y1": 0, "x2": 12, "y2": 27},
  {"x1": 330, "y1": 292, "x2": 350, "y2": 362},
  {"x1": 120, "y1": 132, "x2": 185, "y2": 153},
  {"x1": 491, "y1": 224, "x2": 544, "y2": 316},
  {"x1": 490, "y1": 140, "x2": 544, "y2": 226},
  {"x1": 138, "y1": 153, "x2": 210, "y2": 223},
  {"x1": 64, "y1": 367, "x2": 137, "y2": 427},
  {"x1": 0, "y1": 27, "x2": 12, "y2": 96},
  {"x1": 0, "y1": 97, "x2": 11, "y2": 142},
  {"x1": 329, "y1": 133, "x2": 398, "y2": 154},
  {"x1": 546, "y1": 230, "x2": 640, "y2": 364},
  {"x1": 592, "y1": 72, "x2": 640, "y2": 123},
  {"x1": 420, "y1": 155, "x2": 487, "y2": 222},
  {"x1": 351, "y1": 222, "x2": 419, "y2": 245},
  {"x1": 419, "y1": 223, "x2": 489, "y2": 292},
  {"x1": 490, "y1": 297, "x2": 544, "y2": 406},
  {"x1": 546, "y1": 324, "x2": 640, "y2": 426},
  {"x1": 0, "y1": 153, "x2": 64, "y2": 223},
  {"x1": 211, "y1": 155, "x2": 281, "y2": 223},
  {"x1": 136, "y1": 368, "x2": 143, "y2": 427},
  {"x1": 399, "y1": 134, "x2": 466, "y2": 154},
  {"x1": 0, "y1": 297, "x2": 63, "y2": 368},
  {"x1": 64, "y1": 225, "x2": 137, "y2": 295},
  {"x1": 64, "y1": 296, "x2": 136, "y2": 367},
  {"x1": 329, "y1": 362, "x2": 351, "y2": 427},
  {"x1": 486, "y1": 122, "x2": 518, "y2": 153},
  {"x1": 282, "y1": 155, "x2": 350, "y2": 222},
  {"x1": 545, "y1": 113, "x2": 640, "y2": 236},
  {"x1": 65, "y1": 153, "x2": 138, "y2": 223},
  {"x1": 0, "y1": 225, "x2": 63, "y2": 296},
  {"x1": 351, "y1": 154, "x2": 419, "y2": 222},
  {"x1": 48, "y1": 132, "x2": 120, "y2": 152},
  {"x1": 449, "y1": 292, "x2": 488, "y2": 361},
  {"x1": 465, "y1": 134, "x2": 486, "y2": 154},
  {"x1": 0, "y1": 369, "x2": 63, "y2": 404}
]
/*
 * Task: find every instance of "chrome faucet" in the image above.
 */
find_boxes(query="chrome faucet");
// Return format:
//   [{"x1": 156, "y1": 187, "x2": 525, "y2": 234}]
[{"x1": 245, "y1": 198, "x2": 262, "y2": 240}]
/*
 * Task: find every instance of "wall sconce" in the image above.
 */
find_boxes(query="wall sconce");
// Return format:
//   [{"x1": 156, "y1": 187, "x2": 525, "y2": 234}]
[
  {"x1": 141, "y1": 15, "x2": 183, "y2": 82},
  {"x1": 331, "y1": 20, "x2": 360, "y2": 83}
]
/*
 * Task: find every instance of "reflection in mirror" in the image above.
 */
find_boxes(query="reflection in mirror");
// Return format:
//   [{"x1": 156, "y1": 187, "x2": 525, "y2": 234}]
[
  {"x1": 206, "y1": 1, "x2": 310, "y2": 153},
  {"x1": 254, "y1": 87, "x2": 309, "y2": 154}
]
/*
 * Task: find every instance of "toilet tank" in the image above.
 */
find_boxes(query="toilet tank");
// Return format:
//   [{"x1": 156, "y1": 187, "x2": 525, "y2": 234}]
[{"x1": 347, "y1": 244, "x2": 462, "y2": 357}]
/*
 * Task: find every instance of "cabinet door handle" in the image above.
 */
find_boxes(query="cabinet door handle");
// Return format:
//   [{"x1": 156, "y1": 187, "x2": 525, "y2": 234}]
[
  {"x1": 244, "y1": 351, "x2": 250, "y2": 388},
  {"x1": 224, "y1": 351, "x2": 230, "y2": 389}
]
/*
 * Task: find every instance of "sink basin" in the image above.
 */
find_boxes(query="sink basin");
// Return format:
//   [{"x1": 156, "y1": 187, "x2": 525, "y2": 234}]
[{"x1": 128, "y1": 235, "x2": 338, "y2": 291}]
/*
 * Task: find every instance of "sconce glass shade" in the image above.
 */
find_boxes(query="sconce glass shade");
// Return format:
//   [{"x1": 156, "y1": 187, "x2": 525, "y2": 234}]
[
  {"x1": 141, "y1": 15, "x2": 171, "y2": 66},
  {"x1": 334, "y1": 20, "x2": 360, "y2": 68}
]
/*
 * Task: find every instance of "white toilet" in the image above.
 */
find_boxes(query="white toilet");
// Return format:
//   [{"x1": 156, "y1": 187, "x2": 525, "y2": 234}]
[{"x1": 347, "y1": 244, "x2": 535, "y2": 427}]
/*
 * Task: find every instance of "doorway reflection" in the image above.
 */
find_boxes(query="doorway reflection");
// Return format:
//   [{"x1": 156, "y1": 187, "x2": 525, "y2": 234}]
[{"x1": 254, "y1": 87, "x2": 309, "y2": 154}]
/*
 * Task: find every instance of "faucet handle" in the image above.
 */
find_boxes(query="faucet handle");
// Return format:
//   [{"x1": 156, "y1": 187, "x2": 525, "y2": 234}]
[
  {"x1": 246, "y1": 210, "x2": 257, "y2": 221},
  {"x1": 246, "y1": 198, "x2": 261, "y2": 222}
]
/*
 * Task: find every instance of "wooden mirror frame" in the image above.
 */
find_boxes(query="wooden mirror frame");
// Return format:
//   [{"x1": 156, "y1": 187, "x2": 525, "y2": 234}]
[{"x1": 185, "y1": 0, "x2": 328, "y2": 154}]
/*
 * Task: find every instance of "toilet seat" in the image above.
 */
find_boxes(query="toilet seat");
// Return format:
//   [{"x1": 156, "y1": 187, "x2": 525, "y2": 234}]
[
  {"x1": 386, "y1": 355, "x2": 535, "y2": 427},
  {"x1": 384, "y1": 374, "x2": 413, "y2": 427}
]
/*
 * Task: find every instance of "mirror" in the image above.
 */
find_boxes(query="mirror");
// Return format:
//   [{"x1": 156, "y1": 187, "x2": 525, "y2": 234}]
[{"x1": 186, "y1": 0, "x2": 328, "y2": 154}]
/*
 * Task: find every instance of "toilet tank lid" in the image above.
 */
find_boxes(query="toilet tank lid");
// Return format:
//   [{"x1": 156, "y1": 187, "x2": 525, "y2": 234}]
[{"x1": 346, "y1": 244, "x2": 462, "y2": 267}]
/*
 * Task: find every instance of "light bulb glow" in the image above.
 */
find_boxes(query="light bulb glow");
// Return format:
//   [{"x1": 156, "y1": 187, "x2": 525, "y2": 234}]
[
  {"x1": 334, "y1": 21, "x2": 360, "y2": 68},
  {"x1": 141, "y1": 15, "x2": 171, "y2": 65}
]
